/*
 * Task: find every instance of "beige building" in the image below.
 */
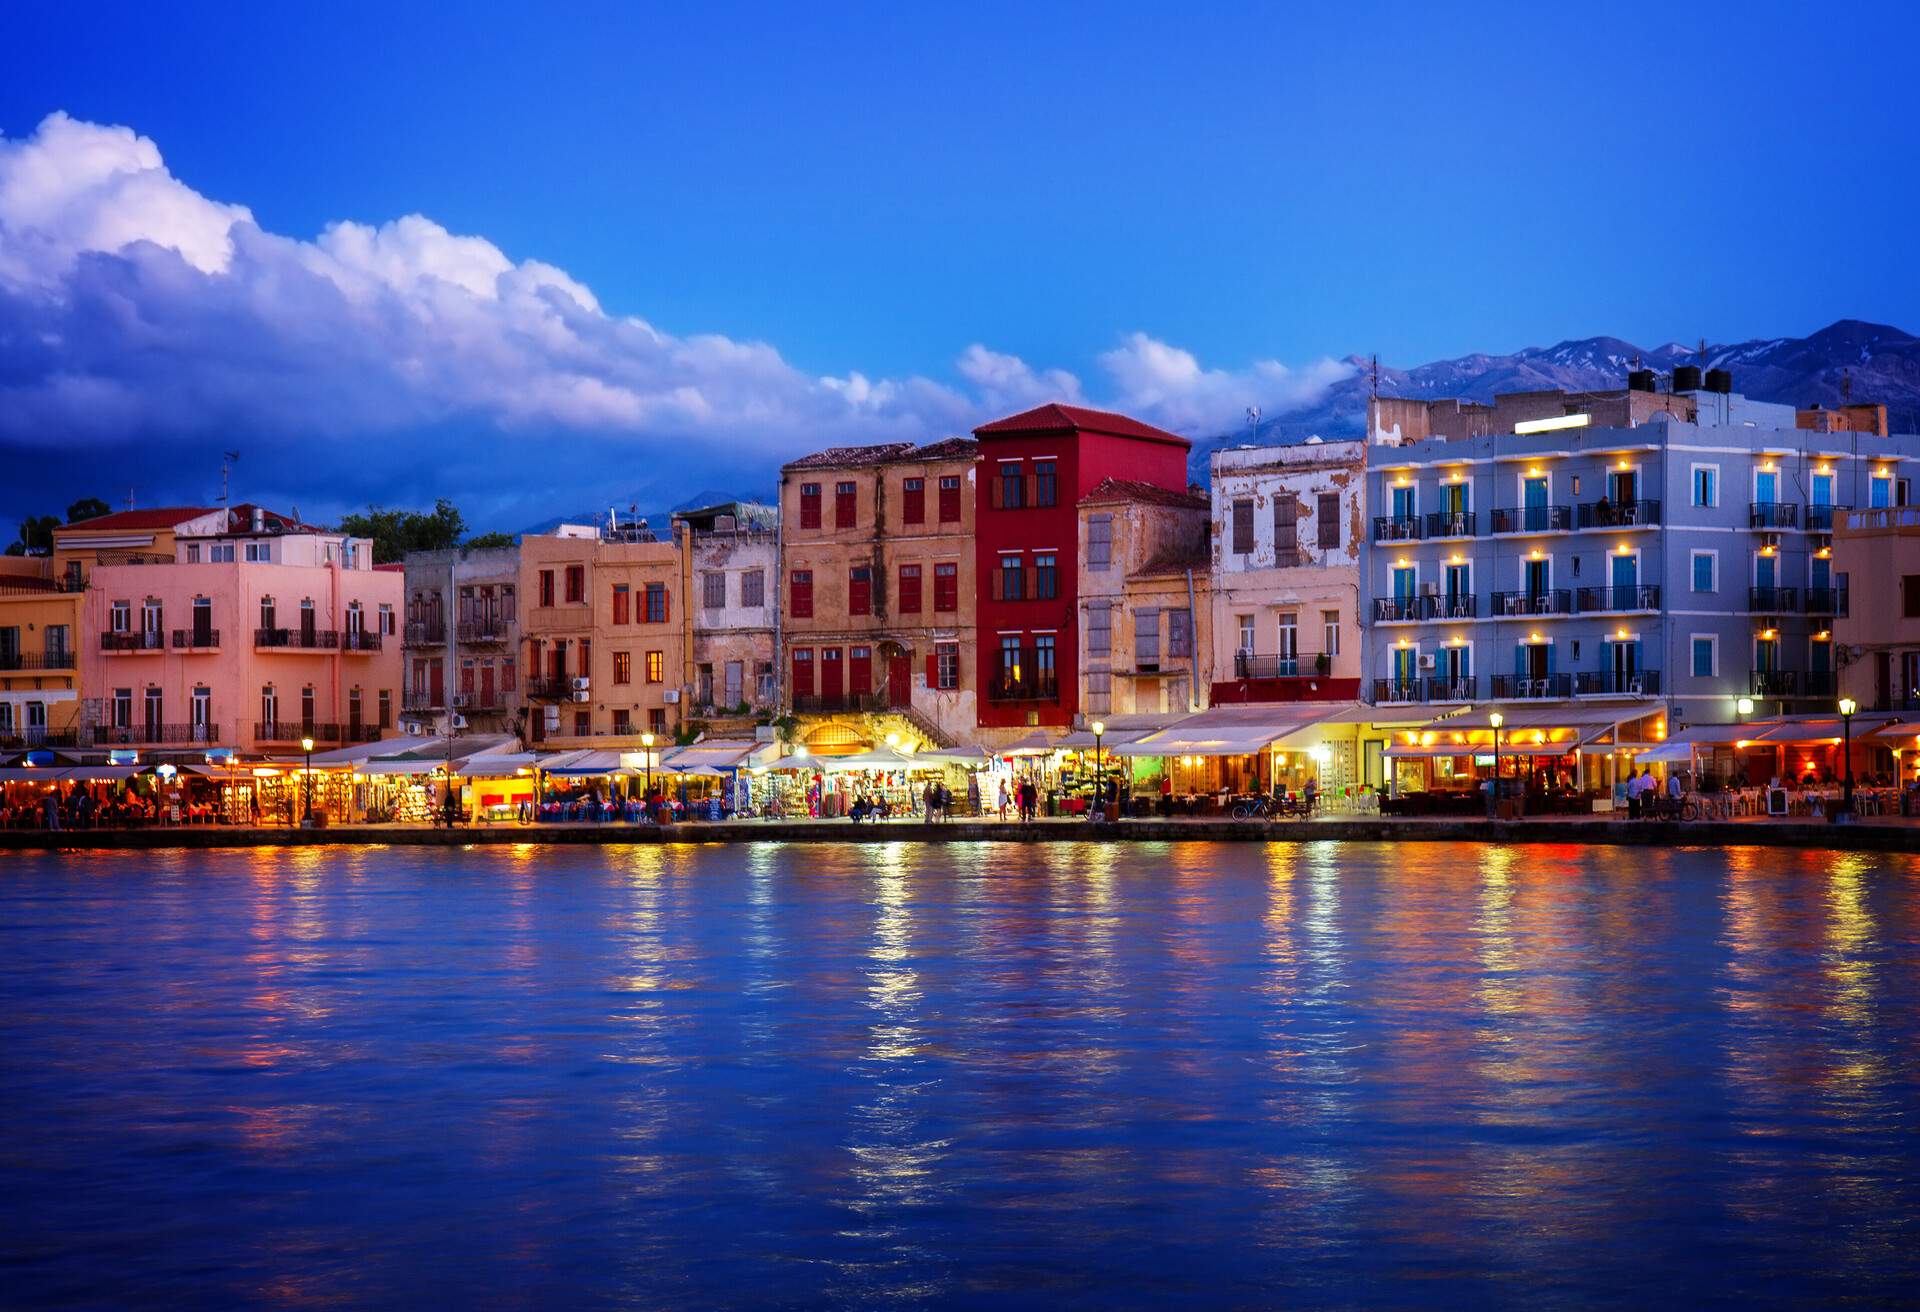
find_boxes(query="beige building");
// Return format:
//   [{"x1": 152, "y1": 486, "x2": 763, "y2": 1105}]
[
  {"x1": 1077, "y1": 479, "x2": 1212, "y2": 719},
  {"x1": 1208, "y1": 441, "x2": 1364, "y2": 706},
  {"x1": 1833, "y1": 506, "x2": 1920, "y2": 712},
  {"x1": 517, "y1": 524, "x2": 683, "y2": 746},
  {"x1": 672, "y1": 501, "x2": 777, "y2": 717},
  {"x1": 399, "y1": 544, "x2": 521, "y2": 737},
  {"x1": 779, "y1": 438, "x2": 977, "y2": 747}
]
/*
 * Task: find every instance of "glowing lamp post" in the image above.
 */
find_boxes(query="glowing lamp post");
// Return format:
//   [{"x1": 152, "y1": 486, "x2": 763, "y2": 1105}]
[
  {"x1": 300, "y1": 736, "x2": 314, "y2": 824},
  {"x1": 1488, "y1": 712, "x2": 1505, "y2": 815},
  {"x1": 1838, "y1": 697, "x2": 1858, "y2": 817},
  {"x1": 1091, "y1": 719, "x2": 1106, "y2": 820},
  {"x1": 640, "y1": 732, "x2": 655, "y2": 813}
]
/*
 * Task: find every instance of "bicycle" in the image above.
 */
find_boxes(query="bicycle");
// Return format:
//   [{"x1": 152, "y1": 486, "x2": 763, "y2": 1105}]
[{"x1": 1229, "y1": 796, "x2": 1273, "y2": 820}]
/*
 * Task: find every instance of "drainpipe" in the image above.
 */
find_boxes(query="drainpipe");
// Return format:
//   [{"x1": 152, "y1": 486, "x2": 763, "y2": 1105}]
[
  {"x1": 773, "y1": 481, "x2": 785, "y2": 719},
  {"x1": 1185, "y1": 566, "x2": 1201, "y2": 710}
]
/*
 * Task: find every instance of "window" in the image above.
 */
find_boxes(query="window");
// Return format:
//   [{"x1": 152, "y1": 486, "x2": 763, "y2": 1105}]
[
  {"x1": 999, "y1": 463, "x2": 1025, "y2": 509},
  {"x1": 1087, "y1": 602, "x2": 1111, "y2": 655},
  {"x1": 378, "y1": 603, "x2": 394, "y2": 635},
  {"x1": 1692, "y1": 551, "x2": 1717, "y2": 593},
  {"x1": 849, "y1": 646, "x2": 872, "y2": 696},
  {"x1": 109, "y1": 600, "x2": 130, "y2": 633},
  {"x1": 998, "y1": 554, "x2": 1024, "y2": 601},
  {"x1": 185, "y1": 543, "x2": 200, "y2": 562},
  {"x1": 898, "y1": 564, "x2": 922, "y2": 614},
  {"x1": 1232, "y1": 499, "x2": 1254, "y2": 554},
  {"x1": 934, "y1": 641, "x2": 959, "y2": 690},
  {"x1": 539, "y1": 570, "x2": 555, "y2": 607},
  {"x1": 800, "y1": 482, "x2": 822, "y2": 529},
  {"x1": 790, "y1": 570, "x2": 813, "y2": 618},
  {"x1": 1237, "y1": 614, "x2": 1255, "y2": 653},
  {"x1": 741, "y1": 569, "x2": 765, "y2": 608},
  {"x1": 501, "y1": 659, "x2": 515, "y2": 692},
  {"x1": 378, "y1": 689, "x2": 392, "y2": 727},
  {"x1": 1033, "y1": 553, "x2": 1057, "y2": 600},
  {"x1": 612, "y1": 583, "x2": 630, "y2": 625},
  {"x1": 1691, "y1": 635, "x2": 1717, "y2": 678},
  {"x1": 933, "y1": 562, "x2": 958, "y2": 612},
  {"x1": 1087, "y1": 514, "x2": 1112, "y2": 572},
  {"x1": 564, "y1": 565, "x2": 584, "y2": 604},
  {"x1": 1274, "y1": 499, "x2": 1299, "y2": 566},
  {"x1": 902, "y1": 477, "x2": 925, "y2": 524},
  {"x1": 1905, "y1": 576, "x2": 1920, "y2": 619},
  {"x1": 849, "y1": 565, "x2": 872, "y2": 616},
  {"x1": 574, "y1": 711, "x2": 591, "y2": 736},
  {"x1": 1692, "y1": 465, "x2": 1719, "y2": 507},
  {"x1": 938, "y1": 475, "x2": 961, "y2": 522},
  {"x1": 648, "y1": 708, "x2": 667, "y2": 735},
  {"x1": 1087, "y1": 669, "x2": 1111, "y2": 714},
  {"x1": 1167, "y1": 608, "x2": 1193, "y2": 659},
  {"x1": 245, "y1": 541, "x2": 270, "y2": 562},
  {"x1": 835, "y1": 481, "x2": 857, "y2": 528},
  {"x1": 1034, "y1": 461, "x2": 1057, "y2": 507},
  {"x1": 646, "y1": 650, "x2": 664, "y2": 683},
  {"x1": 1323, "y1": 609, "x2": 1341, "y2": 657},
  {"x1": 703, "y1": 571, "x2": 726, "y2": 610},
  {"x1": 792, "y1": 648, "x2": 814, "y2": 696},
  {"x1": 1317, "y1": 493, "x2": 1341, "y2": 550},
  {"x1": 644, "y1": 583, "x2": 668, "y2": 623},
  {"x1": 614, "y1": 651, "x2": 632, "y2": 684},
  {"x1": 579, "y1": 639, "x2": 591, "y2": 677},
  {"x1": 613, "y1": 709, "x2": 631, "y2": 734},
  {"x1": 208, "y1": 542, "x2": 234, "y2": 562},
  {"x1": 1034, "y1": 634, "x2": 1056, "y2": 689},
  {"x1": 1136, "y1": 608, "x2": 1161, "y2": 666}
]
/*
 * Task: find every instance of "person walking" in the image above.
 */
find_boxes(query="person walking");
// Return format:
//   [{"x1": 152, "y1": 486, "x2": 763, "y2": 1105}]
[{"x1": 997, "y1": 777, "x2": 1011, "y2": 822}]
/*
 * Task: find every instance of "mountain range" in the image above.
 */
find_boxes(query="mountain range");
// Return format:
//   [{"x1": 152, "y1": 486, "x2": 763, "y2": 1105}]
[{"x1": 1223, "y1": 318, "x2": 1920, "y2": 461}]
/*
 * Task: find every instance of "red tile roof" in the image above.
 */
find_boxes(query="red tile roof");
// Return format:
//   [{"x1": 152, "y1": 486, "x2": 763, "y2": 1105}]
[
  {"x1": 1078, "y1": 477, "x2": 1208, "y2": 509},
  {"x1": 974, "y1": 403, "x2": 1190, "y2": 448},
  {"x1": 783, "y1": 437, "x2": 977, "y2": 472},
  {"x1": 55, "y1": 507, "x2": 218, "y2": 532}
]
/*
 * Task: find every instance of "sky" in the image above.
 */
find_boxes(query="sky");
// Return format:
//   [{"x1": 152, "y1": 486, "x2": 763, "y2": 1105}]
[{"x1": 2, "y1": 1, "x2": 1917, "y2": 533}]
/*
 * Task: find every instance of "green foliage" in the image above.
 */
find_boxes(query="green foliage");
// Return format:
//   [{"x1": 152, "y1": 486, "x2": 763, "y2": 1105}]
[
  {"x1": 337, "y1": 499, "x2": 468, "y2": 564},
  {"x1": 675, "y1": 719, "x2": 708, "y2": 747},
  {"x1": 5, "y1": 514, "x2": 60, "y2": 556},
  {"x1": 464, "y1": 531, "x2": 515, "y2": 550},
  {"x1": 65, "y1": 497, "x2": 110, "y2": 524}
]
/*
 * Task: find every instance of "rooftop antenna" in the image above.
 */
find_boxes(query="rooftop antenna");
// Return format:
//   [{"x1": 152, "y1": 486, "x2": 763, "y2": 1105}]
[
  {"x1": 1698, "y1": 336, "x2": 1707, "y2": 364},
  {"x1": 125, "y1": 486, "x2": 136, "y2": 511},
  {"x1": 1370, "y1": 353, "x2": 1380, "y2": 399},
  {"x1": 220, "y1": 451, "x2": 240, "y2": 506},
  {"x1": 1841, "y1": 369, "x2": 1853, "y2": 404}
]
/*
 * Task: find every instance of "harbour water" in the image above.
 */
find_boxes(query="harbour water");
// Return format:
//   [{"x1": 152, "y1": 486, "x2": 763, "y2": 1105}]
[{"x1": 2, "y1": 842, "x2": 1916, "y2": 1308}]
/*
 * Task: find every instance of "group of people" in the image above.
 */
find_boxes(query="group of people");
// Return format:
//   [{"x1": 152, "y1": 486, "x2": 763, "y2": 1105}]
[
  {"x1": 1621, "y1": 766, "x2": 1682, "y2": 818},
  {"x1": 7, "y1": 783, "x2": 160, "y2": 830},
  {"x1": 996, "y1": 776, "x2": 1041, "y2": 822}
]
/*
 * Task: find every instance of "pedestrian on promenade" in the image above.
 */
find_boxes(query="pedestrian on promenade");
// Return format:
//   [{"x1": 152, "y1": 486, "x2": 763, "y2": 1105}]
[
  {"x1": 998, "y1": 778, "x2": 1010, "y2": 821},
  {"x1": 923, "y1": 779, "x2": 939, "y2": 823},
  {"x1": 966, "y1": 772, "x2": 980, "y2": 818}
]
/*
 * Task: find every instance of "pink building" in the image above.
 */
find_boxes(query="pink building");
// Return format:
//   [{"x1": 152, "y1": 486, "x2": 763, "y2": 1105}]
[{"x1": 75, "y1": 506, "x2": 402, "y2": 756}]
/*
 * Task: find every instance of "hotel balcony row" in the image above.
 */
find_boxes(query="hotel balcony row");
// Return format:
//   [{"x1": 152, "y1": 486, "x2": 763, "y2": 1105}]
[
  {"x1": 0, "y1": 650, "x2": 77, "y2": 671},
  {"x1": 97, "y1": 628, "x2": 386, "y2": 654},
  {"x1": 791, "y1": 692, "x2": 909, "y2": 713},
  {"x1": 402, "y1": 690, "x2": 515, "y2": 712},
  {"x1": 1748, "y1": 671, "x2": 1837, "y2": 699},
  {"x1": 1373, "y1": 584, "x2": 1845, "y2": 624},
  {"x1": 1372, "y1": 501, "x2": 1662, "y2": 542},
  {"x1": 100, "y1": 629, "x2": 220, "y2": 652},
  {"x1": 1370, "y1": 671, "x2": 1662, "y2": 705},
  {"x1": 401, "y1": 621, "x2": 508, "y2": 647},
  {"x1": 253, "y1": 721, "x2": 387, "y2": 744}
]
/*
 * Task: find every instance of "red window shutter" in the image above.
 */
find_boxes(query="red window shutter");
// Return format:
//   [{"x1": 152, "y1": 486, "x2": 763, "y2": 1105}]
[
  {"x1": 925, "y1": 653, "x2": 938, "y2": 685},
  {"x1": 662, "y1": 588, "x2": 670, "y2": 623}
]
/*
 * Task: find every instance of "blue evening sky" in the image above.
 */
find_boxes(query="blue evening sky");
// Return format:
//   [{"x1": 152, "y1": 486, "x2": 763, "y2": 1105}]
[{"x1": 8, "y1": 0, "x2": 1916, "y2": 379}]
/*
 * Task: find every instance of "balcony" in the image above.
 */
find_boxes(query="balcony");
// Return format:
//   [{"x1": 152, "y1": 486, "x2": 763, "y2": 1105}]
[
  {"x1": 256, "y1": 627, "x2": 339, "y2": 650},
  {"x1": 457, "y1": 622, "x2": 509, "y2": 645},
  {"x1": 339, "y1": 630, "x2": 382, "y2": 653},
  {"x1": 1574, "y1": 669, "x2": 1662, "y2": 697},
  {"x1": 403, "y1": 622, "x2": 446, "y2": 647},
  {"x1": 1372, "y1": 515, "x2": 1423, "y2": 543},
  {"x1": 403, "y1": 689, "x2": 441, "y2": 711},
  {"x1": 1233, "y1": 653, "x2": 1334, "y2": 680},
  {"x1": 0, "y1": 575, "x2": 84, "y2": 595},
  {"x1": 170, "y1": 628, "x2": 220, "y2": 650},
  {"x1": 1748, "y1": 586, "x2": 1799, "y2": 613},
  {"x1": 1373, "y1": 597, "x2": 1420, "y2": 623},
  {"x1": 988, "y1": 655, "x2": 1059, "y2": 702},
  {"x1": 342, "y1": 722, "x2": 385, "y2": 743},
  {"x1": 1371, "y1": 678, "x2": 1426, "y2": 705},
  {"x1": 100, "y1": 630, "x2": 166, "y2": 653},
  {"x1": 1374, "y1": 594, "x2": 1478, "y2": 623},
  {"x1": 0, "y1": 651, "x2": 76, "y2": 671},
  {"x1": 1491, "y1": 589, "x2": 1574, "y2": 618},
  {"x1": 1750, "y1": 671, "x2": 1798, "y2": 697},
  {"x1": 1426, "y1": 675, "x2": 1478, "y2": 702},
  {"x1": 1491, "y1": 505, "x2": 1572, "y2": 534},
  {"x1": 254, "y1": 721, "x2": 342, "y2": 744},
  {"x1": 1575, "y1": 584, "x2": 1661, "y2": 613},
  {"x1": 0, "y1": 728, "x2": 82, "y2": 749},
  {"x1": 792, "y1": 692, "x2": 890, "y2": 713},
  {"x1": 94, "y1": 723, "x2": 222, "y2": 746},
  {"x1": 1805, "y1": 587, "x2": 1848, "y2": 615},
  {"x1": 525, "y1": 677, "x2": 573, "y2": 701},
  {"x1": 1424, "y1": 511, "x2": 1478, "y2": 539},
  {"x1": 1575, "y1": 499, "x2": 1661, "y2": 529},
  {"x1": 1805, "y1": 504, "x2": 1845, "y2": 531},
  {"x1": 1801, "y1": 671, "x2": 1836, "y2": 698},
  {"x1": 452, "y1": 692, "x2": 508, "y2": 713},
  {"x1": 1749, "y1": 501, "x2": 1799, "y2": 529},
  {"x1": 1489, "y1": 673, "x2": 1573, "y2": 700}
]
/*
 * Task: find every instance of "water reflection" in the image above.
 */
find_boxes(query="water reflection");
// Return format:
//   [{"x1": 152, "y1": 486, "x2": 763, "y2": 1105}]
[{"x1": 1, "y1": 842, "x2": 1916, "y2": 1307}]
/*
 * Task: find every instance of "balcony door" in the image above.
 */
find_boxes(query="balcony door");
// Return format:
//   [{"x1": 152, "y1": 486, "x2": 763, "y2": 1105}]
[
  {"x1": 191, "y1": 688, "x2": 212, "y2": 741},
  {"x1": 479, "y1": 662, "x2": 495, "y2": 708},
  {"x1": 1755, "y1": 469, "x2": 1778, "y2": 506},
  {"x1": 1276, "y1": 613, "x2": 1298, "y2": 675},
  {"x1": 1441, "y1": 645, "x2": 1470, "y2": 697},
  {"x1": 1524, "y1": 558, "x2": 1550, "y2": 600},
  {"x1": 1607, "y1": 638, "x2": 1642, "y2": 688},
  {"x1": 1391, "y1": 566, "x2": 1416, "y2": 612},
  {"x1": 1516, "y1": 642, "x2": 1552, "y2": 684},
  {"x1": 300, "y1": 599, "x2": 317, "y2": 645},
  {"x1": 1811, "y1": 471, "x2": 1834, "y2": 509},
  {"x1": 1444, "y1": 563, "x2": 1470, "y2": 616},
  {"x1": 1390, "y1": 646, "x2": 1416, "y2": 689},
  {"x1": 429, "y1": 659, "x2": 445, "y2": 707},
  {"x1": 143, "y1": 688, "x2": 163, "y2": 741},
  {"x1": 820, "y1": 648, "x2": 843, "y2": 705},
  {"x1": 1610, "y1": 552, "x2": 1637, "y2": 606},
  {"x1": 1608, "y1": 469, "x2": 1638, "y2": 504},
  {"x1": 1754, "y1": 552, "x2": 1777, "y2": 593},
  {"x1": 192, "y1": 598, "x2": 213, "y2": 646},
  {"x1": 1523, "y1": 475, "x2": 1549, "y2": 529},
  {"x1": 888, "y1": 652, "x2": 911, "y2": 708}
]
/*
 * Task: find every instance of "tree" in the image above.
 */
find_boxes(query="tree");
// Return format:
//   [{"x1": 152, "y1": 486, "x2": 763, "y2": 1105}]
[
  {"x1": 5, "y1": 515, "x2": 59, "y2": 556},
  {"x1": 464, "y1": 531, "x2": 515, "y2": 550},
  {"x1": 65, "y1": 497, "x2": 110, "y2": 524},
  {"x1": 336, "y1": 499, "x2": 468, "y2": 564}
]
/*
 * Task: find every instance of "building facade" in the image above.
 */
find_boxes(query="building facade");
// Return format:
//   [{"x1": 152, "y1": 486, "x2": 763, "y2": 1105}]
[
  {"x1": 0, "y1": 556, "x2": 82, "y2": 750},
  {"x1": 399, "y1": 544, "x2": 521, "y2": 737},
  {"x1": 1208, "y1": 441, "x2": 1365, "y2": 706},
  {"x1": 672, "y1": 501, "x2": 777, "y2": 717},
  {"x1": 1076, "y1": 479, "x2": 1212, "y2": 719},
  {"x1": 972, "y1": 404, "x2": 1191, "y2": 736},
  {"x1": 1833, "y1": 506, "x2": 1920, "y2": 712},
  {"x1": 517, "y1": 525, "x2": 683, "y2": 746},
  {"x1": 779, "y1": 439, "x2": 978, "y2": 744},
  {"x1": 1361, "y1": 382, "x2": 1919, "y2": 728},
  {"x1": 72, "y1": 506, "x2": 400, "y2": 755}
]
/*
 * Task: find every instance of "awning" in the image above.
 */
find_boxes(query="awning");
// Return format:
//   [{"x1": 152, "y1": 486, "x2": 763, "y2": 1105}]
[
  {"x1": 827, "y1": 747, "x2": 920, "y2": 770},
  {"x1": 1873, "y1": 721, "x2": 1920, "y2": 742},
  {"x1": 361, "y1": 760, "x2": 448, "y2": 777},
  {"x1": 996, "y1": 732, "x2": 1063, "y2": 757},
  {"x1": 1057, "y1": 713, "x2": 1181, "y2": 749},
  {"x1": 919, "y1": 746, "x2": 992, "y2": 765},
  {"x1": 538, "y1": 750, "x2": 631, "y2": 775},
  {"x1": 661, "y1": 740, "x2": 776, "y2": 771},
  {"x1": 1631, "y1": 741, "x2": 1696, "y2": 764}
]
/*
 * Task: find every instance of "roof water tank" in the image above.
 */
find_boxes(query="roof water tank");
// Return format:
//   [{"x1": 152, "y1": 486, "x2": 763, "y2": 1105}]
[
  {"x1": 1627, "y1": 369, "x2": 1656, "y2": 392},
  {"x1": 1673, "y1": 365, "x2": 1703, "y2": 392},
  {"x1": 1704, "y1": 368, "x2": 1733, "y2": 394}
]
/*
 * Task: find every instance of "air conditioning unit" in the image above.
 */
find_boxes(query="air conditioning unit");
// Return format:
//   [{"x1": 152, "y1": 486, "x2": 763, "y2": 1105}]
[
  {"x1": 450, "y1": 713, "x2": 469, "y2": 729},
  {"x1": 452, "y1": 693, "x2": 471, "y2": 708},
  {"x1": 662, "y1": 689, "x2": 680, "y2": 704},
  {"x1": 1417, "y1": 654, "x2": 1437, "y2": 670},
  {"x1": 570, "y1": 690, "x2": 590, "y2": 703},
  {"x1": 401, "y1": 718, "x2": 426, "y2": 736},
  {"x1": 542, "y1": 706, "x2": 559, "y2": 729},
  {"x1": 571, "y1": 676, "x2": 591, "y2": 691}
]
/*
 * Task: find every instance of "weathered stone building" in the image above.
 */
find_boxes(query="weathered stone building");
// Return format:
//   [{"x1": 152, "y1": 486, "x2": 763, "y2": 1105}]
[
  {"x1": 1076, "y1": 479, "x2": 1212, "y2": 719},
  {"x1": 671, "y1": 501, "x2": 777, "y2": 717}
]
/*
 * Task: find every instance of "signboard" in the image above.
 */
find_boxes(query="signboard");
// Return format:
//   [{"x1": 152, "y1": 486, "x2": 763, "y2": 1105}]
[{"x1": 108, "y1": 749, "x2": 140, "y2": 766}]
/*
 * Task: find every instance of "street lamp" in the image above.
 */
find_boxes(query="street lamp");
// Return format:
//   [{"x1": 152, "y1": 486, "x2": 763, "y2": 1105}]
[
  {"x1": 1838, "y1": 696, "x2": 1858, "y2": 815},
  {"x1": 1488, "y1": 712, "x2": 1505, "y2": 797},
  {"x1": 640, "y1": 731, "x2": 655, "y2": 814},
  {"x1": 300, "y1": 735, "x2": 314, "y2": 824},
  {"x1": 1091, "y1": 719, "x2": 1106, "y2": 820},
  {"x1": 1736, "y1": 695, "x2": 1754, "y2": 724}
]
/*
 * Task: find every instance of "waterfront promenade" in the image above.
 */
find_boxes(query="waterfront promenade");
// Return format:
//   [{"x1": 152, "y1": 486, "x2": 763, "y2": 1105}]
[{"x1": 6, "y1": 813, "x2": 1919, "y2": 852}]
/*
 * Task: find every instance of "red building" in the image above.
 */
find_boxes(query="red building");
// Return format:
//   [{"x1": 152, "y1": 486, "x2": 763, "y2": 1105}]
[{"x1": 972, "y1": 403, "x2": 1191, "y2": 731}]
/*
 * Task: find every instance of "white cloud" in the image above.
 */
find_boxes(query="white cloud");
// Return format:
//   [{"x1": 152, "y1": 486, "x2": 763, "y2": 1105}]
[{"x1": 0, "y1": 112, "x2": 1354, "y2": 520}]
